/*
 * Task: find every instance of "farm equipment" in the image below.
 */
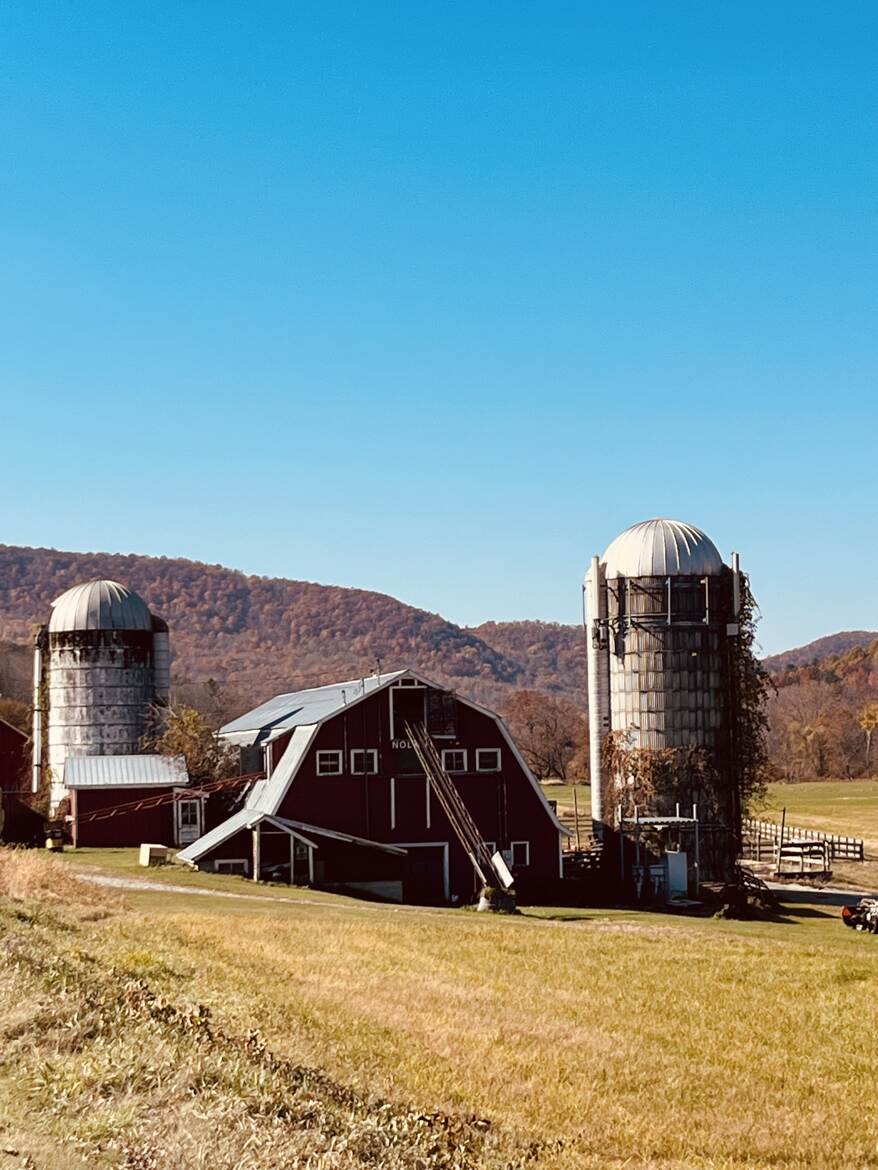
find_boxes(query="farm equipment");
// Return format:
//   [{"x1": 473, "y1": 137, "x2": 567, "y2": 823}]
[
  {"x1": 404, "y1": 720, "x2": 517, "y2": 910},
  {"x1": 841, "y1": 897, "x2": 878, "y2": 933}
]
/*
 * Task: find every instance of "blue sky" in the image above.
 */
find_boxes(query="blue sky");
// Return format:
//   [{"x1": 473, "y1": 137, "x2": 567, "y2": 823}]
[{"x1": 0, "y1": 3, "x2": 875, "y2": 655}]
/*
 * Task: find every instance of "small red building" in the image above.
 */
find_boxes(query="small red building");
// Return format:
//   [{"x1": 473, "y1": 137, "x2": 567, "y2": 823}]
[
  {"x1": 0, "y1": 718, "x2": 28, "y2": 794},
  {"x1": 65, "y1": 755, "x2": 199, "y2": 848},
  {"x1": 0, "y1": 718, "x2": 43, "y2": 846},
  {"x1": 179, "y1": 669, "x2": 567, "y2": 903}
]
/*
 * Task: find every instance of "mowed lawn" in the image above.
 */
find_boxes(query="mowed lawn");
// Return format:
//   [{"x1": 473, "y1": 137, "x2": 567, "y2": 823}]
[
  {"x1": 544, "y1": 779, "x2": 878, "y2": 851},
  {"x1": 9, "y1": 848, "x2": 877, "y2": 1169},
  {"x1": 761, "y1": 780, "x2": 878, "y2": 847}
]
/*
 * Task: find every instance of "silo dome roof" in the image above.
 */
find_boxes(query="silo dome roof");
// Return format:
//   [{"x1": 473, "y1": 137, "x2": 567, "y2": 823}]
[
  {"x1": 48, "y1": 579, "x2": 153, "y2": 632},
  {"x1": 602, "y1": 519, "x2": 724, "y2": 578}
]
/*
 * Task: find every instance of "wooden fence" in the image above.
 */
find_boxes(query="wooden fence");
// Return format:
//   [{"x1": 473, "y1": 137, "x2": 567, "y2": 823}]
[{"x1": 742, "y1": 817, "x2": 864, "y2": 862}]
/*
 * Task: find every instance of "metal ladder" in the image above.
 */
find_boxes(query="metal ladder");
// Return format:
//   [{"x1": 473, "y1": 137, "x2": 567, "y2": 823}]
[{"x1": 404, "y1": 720, "x2": 511, "y2": 890}]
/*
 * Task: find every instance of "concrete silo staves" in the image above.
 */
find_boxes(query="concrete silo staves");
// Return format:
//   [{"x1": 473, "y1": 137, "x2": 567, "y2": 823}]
[
  {"x1": 584, "y1": 519, "x2": 744, "y2": 872},
  {"x1": 32, "y1": 580, "x2": 170, "y2": 810}
]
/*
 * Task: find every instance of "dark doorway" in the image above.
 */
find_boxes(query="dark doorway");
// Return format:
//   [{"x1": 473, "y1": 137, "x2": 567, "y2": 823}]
[{"x1": 402, "y1": 844, "x2": 447, "y2": 905}]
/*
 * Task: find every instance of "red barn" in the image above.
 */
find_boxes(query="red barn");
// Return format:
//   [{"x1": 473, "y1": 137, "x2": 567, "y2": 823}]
[
  {"x1": 179, "y1": 669, "x2": 566, "y2": 903},
  {"x1": 65, "y1": 755, "x2": 200, "y2": 848},
  {"x1": 0, "y1": 718, "x2": 28, "y2": 793}
]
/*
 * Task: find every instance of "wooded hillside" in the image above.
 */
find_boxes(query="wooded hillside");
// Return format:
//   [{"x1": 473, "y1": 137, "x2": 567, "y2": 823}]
[
  {"x1": 3, "y1": 543, "x2": 878, "y2": 779},
  {"x1": 0, "y1": 545, "x2": 583, "y2": 714}
]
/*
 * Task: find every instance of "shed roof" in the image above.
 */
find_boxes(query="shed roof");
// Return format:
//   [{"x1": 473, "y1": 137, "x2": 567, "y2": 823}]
[
  {"x1": 64, "y1": 754, "x2": 188, "y2": 788},
  {"x1": 176, "y1": 809, "x2": 408, "y2": 864}
]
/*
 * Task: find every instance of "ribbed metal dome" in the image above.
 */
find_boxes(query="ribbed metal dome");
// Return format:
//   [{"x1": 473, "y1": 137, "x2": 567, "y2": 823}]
[
  {"x1": 48, "y1": 579, "x2": 153, "y2": 633},
  {"x1": 601, "y1": 519, "x2": 724, "y2": 578}
]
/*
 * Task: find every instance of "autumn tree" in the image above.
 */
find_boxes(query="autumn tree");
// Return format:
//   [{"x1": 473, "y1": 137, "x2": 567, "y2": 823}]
[
  {"x1": 142, "y1": 704, "x2": 238, "y2": 787},
  {"x1": 859, "y1": 702, "x2": 878, "y2": 776},
  {"x1": 503, "y1": 690, "x2": 587, "y2": 780}
]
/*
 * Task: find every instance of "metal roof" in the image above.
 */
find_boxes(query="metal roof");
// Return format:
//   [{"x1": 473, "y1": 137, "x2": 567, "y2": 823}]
[
  {"x1": 220, "y1": 671, "x2": 408, "y2": 744},
  {"x1": 64, "y1": 754, "x2": 188, "y2": 788},
  {"x1": 601, "y1": 519, "x2": 724, "y2": 579},
  {"x1": 245, "y1": 726, "x2": 318, "y2": 815},
  {"x1": 176, "y1": 808, "x2": 408, "y2": 864},
  {"x1": 49, "y1": 579, "x2": 154, "y2": 633}
]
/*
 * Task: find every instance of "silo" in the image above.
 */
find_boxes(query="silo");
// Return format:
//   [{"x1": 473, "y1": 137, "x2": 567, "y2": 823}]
[
  {"x1": 585, "y1": 520, "x2": 742, "y2": 869},
  {"x1": 37, "y1": 580, "x2": 169, "y2": 809}
]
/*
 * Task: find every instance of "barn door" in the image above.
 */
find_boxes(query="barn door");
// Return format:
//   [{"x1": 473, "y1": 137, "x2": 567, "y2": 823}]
[
  {"x1": 174, "y1": 792, "x2": 203, "y2": 846},
  {"x1": 390, "y1": 686, "x2": 427, "y2": 774}
]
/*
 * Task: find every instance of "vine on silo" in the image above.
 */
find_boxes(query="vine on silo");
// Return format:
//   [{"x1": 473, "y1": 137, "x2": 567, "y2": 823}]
[{"x1": 729, "y1": 575, "x2": 772, "y2": 813}]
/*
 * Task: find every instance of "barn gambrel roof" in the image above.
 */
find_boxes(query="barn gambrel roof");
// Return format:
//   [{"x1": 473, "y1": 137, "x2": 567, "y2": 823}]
[{"x1": 221, "y1": 668, "x2": 568, "y2": 833}]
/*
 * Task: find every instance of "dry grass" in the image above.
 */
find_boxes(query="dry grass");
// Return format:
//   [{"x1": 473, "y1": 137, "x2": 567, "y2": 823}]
[
  {"x1": 0, "y1": 846, "x2": 120, "y2": 911},
  {"x1": 5, "y1": 850, "x2": 878, "y2": 1169}
]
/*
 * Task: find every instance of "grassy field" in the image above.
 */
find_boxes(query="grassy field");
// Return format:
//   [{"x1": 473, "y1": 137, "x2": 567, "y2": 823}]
[
  {"x1": 3, "y1": 848, "x2": 878, "y2": 1169},
  {"x1": 543, "y1": 778, "x2": 878, "y2": 846},
  {"x1": 761, "y1": 780, "x2": 878, "y2": 846}
]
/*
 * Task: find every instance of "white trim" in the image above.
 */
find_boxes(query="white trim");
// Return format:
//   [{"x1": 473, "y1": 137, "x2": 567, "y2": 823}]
[
  {"x1": 397, "y1": 841, "x2": 450, "y2": 903},
  {"x1": 390, "y1": 776, "x2": 396, "y2": 830},
  {"x1": 425, "y1": 776, "x2": 431, "y2": 828},
  {"x1": 316, "y1": 749, "x2": 343, "y2": 776},
  {"x1": 231, "y1": 668, "x2": 567, "y2": 837},
  {"x1": 441, "y1": 748, "x2": 467, "y2": 773},
  {"x1": 475, "y1": 748, "x2": 501, "y2": 773},
  {"x1": 216, "y1": 858, "x2": 249, "y2": 875},
  {"x1": 511, "y1": 840, "x2": 530, "y2": 867},
  {"x1": 350, "y1": 748, "x2": 378, "y2": 775}
]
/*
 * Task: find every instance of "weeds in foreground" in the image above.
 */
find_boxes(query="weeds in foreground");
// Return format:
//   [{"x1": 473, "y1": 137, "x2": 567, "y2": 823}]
[{"x1": 0, "y1": 903, "x2": 520, "y2": 1170}]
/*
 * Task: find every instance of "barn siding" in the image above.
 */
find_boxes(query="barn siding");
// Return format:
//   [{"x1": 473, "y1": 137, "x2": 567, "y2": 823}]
[
  {"x1": 270, "y1": 685, "x2": 561, "y2": 901},
  {"x1": 72, "y1": 786, "x2": 178, "y2": 847}
]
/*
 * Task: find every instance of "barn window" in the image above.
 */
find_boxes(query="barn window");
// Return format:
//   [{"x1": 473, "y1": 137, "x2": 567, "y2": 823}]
[
  {"x1": 216, "y1": 859, "x2": 249, "y2": 876},
  {"x1": 179, "y1": 800, "x2": 200, "y2": 828},
  {"x1": 441, "y1": 749, "x2": 467, "y2": 773},
  {"x1": 350, "y1": 749, "x2": 378, "y2": 775},
  {"x1": 476, "y1": 748, "x2": 501, "y2": 772},
  {"x1": 316, "y1": 750, "x2": 343, "y2": 776},
  {"x1": 427, "y1": 691, "x2": 457, "y2": 738},
  {"x1": 510, "y1": 841, "x2": 530, "y2": 868}
]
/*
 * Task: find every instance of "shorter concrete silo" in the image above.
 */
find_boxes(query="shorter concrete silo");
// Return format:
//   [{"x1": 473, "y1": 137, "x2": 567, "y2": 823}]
[{"x1": 33, "y1": 580, "x2": 170, "y2": 810}]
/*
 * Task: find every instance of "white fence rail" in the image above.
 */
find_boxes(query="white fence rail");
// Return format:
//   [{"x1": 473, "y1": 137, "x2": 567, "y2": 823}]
[{"x1": 742, "y1": 817, "x2": 864, "y2": 862}]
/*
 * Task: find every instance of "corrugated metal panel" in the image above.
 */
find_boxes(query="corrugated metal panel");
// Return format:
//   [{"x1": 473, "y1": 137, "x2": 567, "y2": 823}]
[
  {"x1": 49, "y1": 580, "x2": 154, "y2": 632},
  {"x1": 64, "y1": 754, "x2": 188, "y2": 787},
  {"x1": 245, "y1": 726, "x2": 318, "y2": 815},
  {"x1": 602, "y1": 519, "x2": 724, "y2": 579},
  {"x1": 177, "y1": 808, "x2": 254, "y2": 863},
  {"x1": 220, "y1": 671, "x2": 407, "y2": 739}
]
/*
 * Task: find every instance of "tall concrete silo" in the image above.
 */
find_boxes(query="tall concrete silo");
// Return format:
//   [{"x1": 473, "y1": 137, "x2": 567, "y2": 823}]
[
  {"x1": 32, "y1": 580, "x2": 170, "y2": 809},
  {"x1": 585, "y1": 519, "x2": 743, "y2": 869}
]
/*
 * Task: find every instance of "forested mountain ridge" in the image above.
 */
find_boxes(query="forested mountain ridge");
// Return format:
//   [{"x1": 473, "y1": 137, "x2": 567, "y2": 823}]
[
  {"x1": 2, "y1": 543, "x2": 877, "y2": 779},
  {"x1": 763, "y1": 631, "x2": 878, "y2": 673},
  {"x1": 0, "y1": 545, "x2": 583, "y2": 713}
]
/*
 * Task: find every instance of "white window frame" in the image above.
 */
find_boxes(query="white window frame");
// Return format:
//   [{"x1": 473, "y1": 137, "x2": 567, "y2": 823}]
[
  {"x1": 476, "y1": 748, "x2": 501, "y2": 772},
  {"x1": 350, "y1": 748, "x2": 378, "y2": 775},
  {"x1": 510, "y1": 840, "x2": 530, "y2": 868},
  {"x1": 216, "y1": 858, "x2": 249, "y2": 876},
  {"x1": 441, "y1": 748, "x2": 467, "y2": 773},
  {"x1": 316, "y1": 750, "x2": 343, "y2": 776},
  {"x1": 178, "y1": 799, "x2": 200, "y2": 828}
]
